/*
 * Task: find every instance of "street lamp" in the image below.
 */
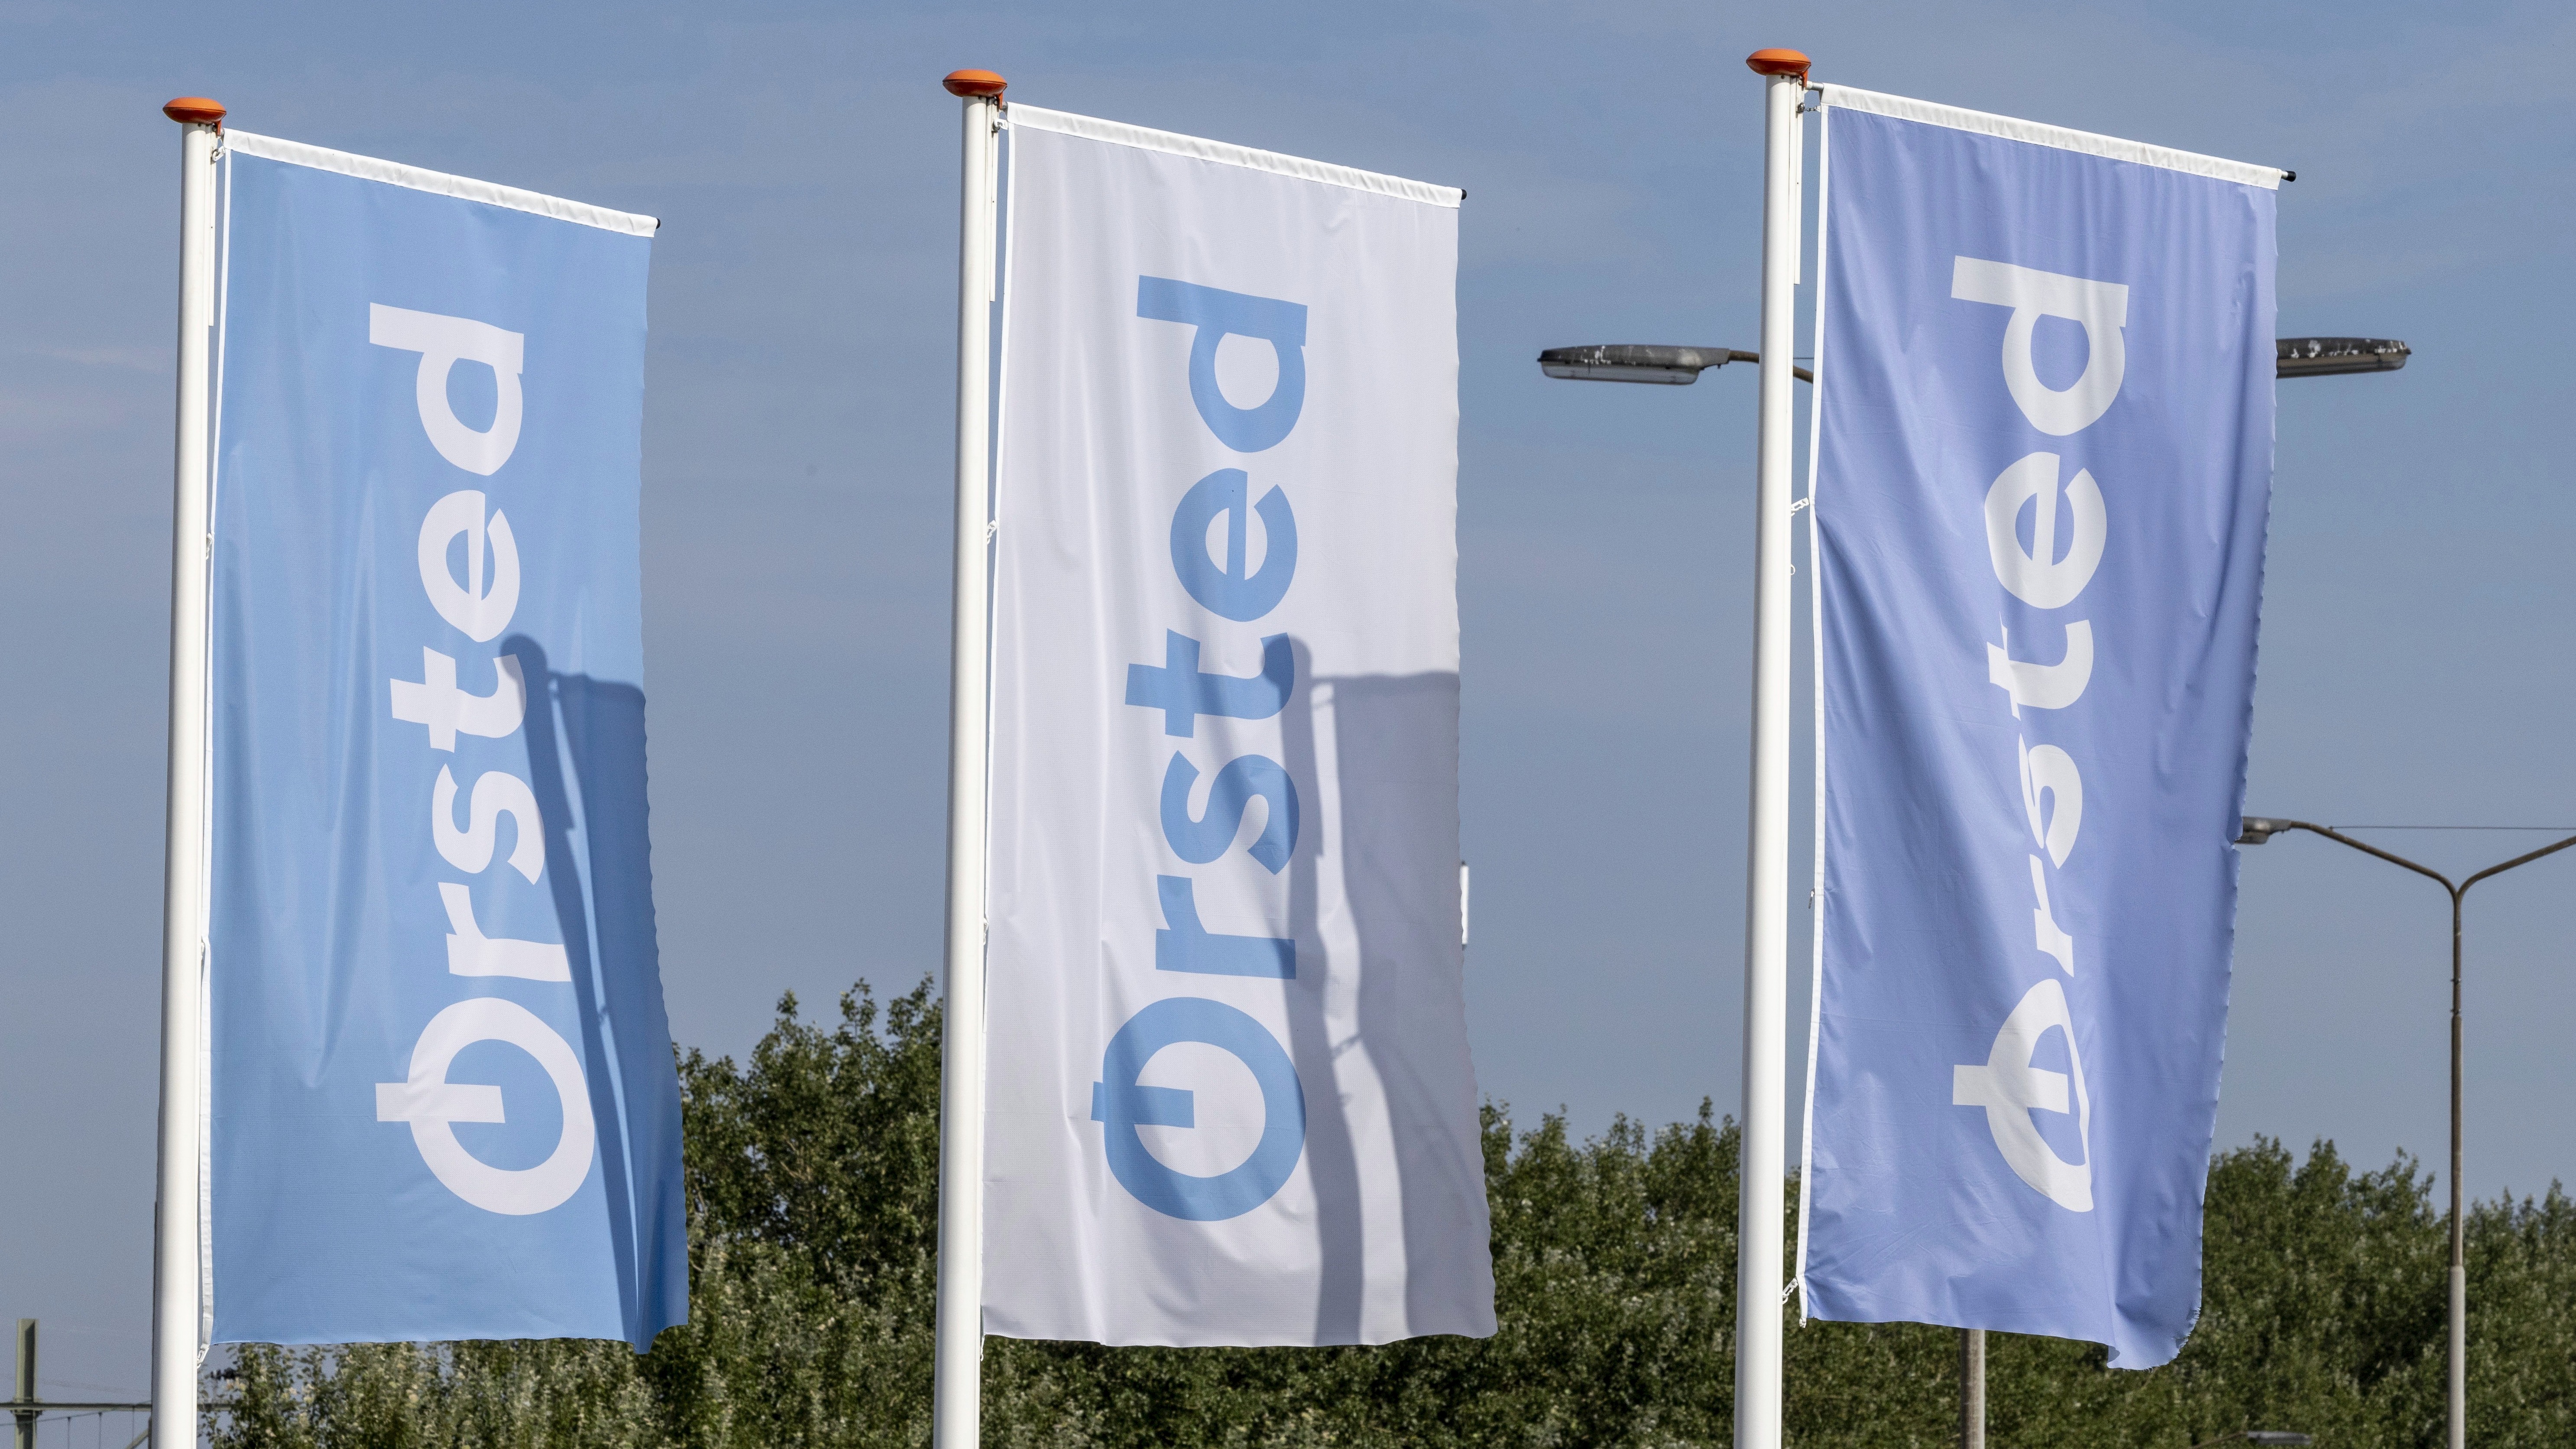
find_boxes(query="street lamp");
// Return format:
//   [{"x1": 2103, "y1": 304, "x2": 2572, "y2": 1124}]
[
  {"x1": 2237, "y1": 817, "x2": 2576, "y2": 1449},
  {"x1": 1537, "y1": 338, "x2": 2404, "y2": 386},
  {"x1": 2277, "y1": 337, "x2": 2410, "y2": 378},
  {"x1": 1537, "y1": 343, "x2": 1809, "y2": 385}
]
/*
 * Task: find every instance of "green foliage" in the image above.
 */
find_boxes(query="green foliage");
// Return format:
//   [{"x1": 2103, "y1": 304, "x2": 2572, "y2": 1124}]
[
  {"x1": 216, "y1": 1340, "x2": 661, "y2": 1449},
  {"x1": 213, "y1": 981, "x2": 2576, "y2": 1448}
]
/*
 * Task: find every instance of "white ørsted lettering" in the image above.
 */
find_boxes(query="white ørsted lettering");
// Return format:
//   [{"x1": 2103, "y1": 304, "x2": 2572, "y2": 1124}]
[
  {"x1": 2018, "y1": 739, "x2": 2083, "y2": 868},
  {"x1": 437, "y1": 883, "x2": 570, "y2": 981},
  {"x1": 391, "y1": 648, "x2": 527, "y2": 752},
  {"x1": 369, "y1": 304, "x2": 526, "y2": 476},
  {"x1": 376, "y1": 997, "x2": 594, "y2": 1215},
  {"x1": 416, "y1": 490, "x2": 521, "y2": 643},
  {"x1": 1987, "y1": 621, "x2": 2093, "y2": 713},
  {"x1": 1951, "y1": 259, "x2": 2130, "y2": 436},
  {"x1": 1952, "y1": 979, "x2": 2093, "y2": 1211},
  {"x1": 1953, "y1": 255, "x2": 2129, "y2": 1214},
  {"x1": 2028, "y1": 856, "x2": 2075, "y2": 976},
  {"x1": 431, "y1": 765, "x2": 545, "y2": 883},
  {"x1": 1983, "y1": 452, "x2": 2106, "y2": 609}
]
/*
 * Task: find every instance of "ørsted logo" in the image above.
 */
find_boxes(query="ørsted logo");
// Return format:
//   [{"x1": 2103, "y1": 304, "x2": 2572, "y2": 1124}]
[
  {"x1": 1947, "y1": 259, "x2": 2126, "y2": 1214},
  {"x1": 1092, "y1": 278, "x2": 1314, "y2": 1222},
  {"x1": 368, "y1": 304, "x2": 590, "y2": 1217}
]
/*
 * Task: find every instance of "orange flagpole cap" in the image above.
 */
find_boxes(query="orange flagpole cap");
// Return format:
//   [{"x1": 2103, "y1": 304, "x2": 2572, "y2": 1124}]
[
  {"x1": 1744, "y1": 49, "x2": 1812, "y2": 79},
  {"x1": 163, "y1": 96, "x2": 227, "y2": 125},
  {"x1": 943, "y1": 69, "x2": 1008, "y2": 99}
]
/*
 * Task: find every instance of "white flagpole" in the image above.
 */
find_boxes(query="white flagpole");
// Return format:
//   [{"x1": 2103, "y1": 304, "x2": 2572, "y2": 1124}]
[
  {"x1": 1737, "y1": 47, "x2": 1809, "y2": 1449},
  {"x1": 153, "y1": 94, "x2": 225, "y2": 1449},
  {"x1": 932, "y1": 66, "x2": 1005, "y2": 1449}
]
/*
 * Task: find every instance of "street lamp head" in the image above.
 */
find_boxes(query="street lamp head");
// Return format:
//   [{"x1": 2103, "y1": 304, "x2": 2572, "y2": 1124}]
[
  {"x1": 2278, "y1": 337, "x2": 2408, "y2": 378},
  {"x1": 1538, "y1": 344, "x2": 1755, "y2": 385},
  {"x1": 2237, "y1": 817, "x2": 2288, "y2": 845}
]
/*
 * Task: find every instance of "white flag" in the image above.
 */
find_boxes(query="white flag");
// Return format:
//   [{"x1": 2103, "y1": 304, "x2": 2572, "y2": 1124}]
[{"x1": 982, "y1": 105, "x2": 1493, "y2": 1346}]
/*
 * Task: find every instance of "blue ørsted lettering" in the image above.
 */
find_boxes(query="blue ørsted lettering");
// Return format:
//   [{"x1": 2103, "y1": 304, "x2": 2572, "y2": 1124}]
[
  {"x1": 1125, "y1": 630, "x2": 1293, "y2": 737},
  {"x1": 1160, "y1": 753, "x2": 1300, "y2": 873},
  {"x1": 1154, "y1": 875, "x2": 1295, "y2": 978},
  {"x1": 1169, "y1": 469, "x2": 1298, "y2": 621},
  {"x1": 1089, "y1": 1079, "x2": 1192, "y2": 1127},
  {"x1": 1135, "y1": 278, "x2": 1308, "y2": 452},
  {"x1": 1098, "y1": 277, "x2": 1314, "y2": 1222},
  {"x1": 1090, "y1": 996, "x2": 1307, "y2": 1221}
]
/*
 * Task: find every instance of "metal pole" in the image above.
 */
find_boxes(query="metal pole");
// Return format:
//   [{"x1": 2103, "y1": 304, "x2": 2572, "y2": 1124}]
[
  {"x1": 154, "y1": 95, "x2": 224, "y2": 1449},
  {"x1": 1958, "y1": 1327, "x2": 1984, "y2": 1449},
  {"x1": 930, "y1": 67, "x2": 1004, "y2": 1449},
  {"x1": 1737, "y1": 46, "x2": 1808, "y2": 1449},
  {"x1": 2449, "y1": 887, "x2": 2465, "y2": 1449},
  {"x1": 15, "y1": 1319, "x2": 35, "y2": 1449}
]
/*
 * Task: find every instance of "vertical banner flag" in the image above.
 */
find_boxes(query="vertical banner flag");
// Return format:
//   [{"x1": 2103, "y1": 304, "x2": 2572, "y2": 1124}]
[
  {"x1": 1799, "y1": 87, "x2": 2280, "y2": 1365},
  {"x1": 206, "y1": 133, "x2": 684, "y2": 1348},
  {"x1": 983, "y1": 106, "x2": 1494, "y2": 1345}
]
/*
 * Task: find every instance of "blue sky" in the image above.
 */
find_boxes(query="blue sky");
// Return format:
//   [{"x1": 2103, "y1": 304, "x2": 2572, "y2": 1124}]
[{"x1": 3, "y1": 0, "x2": 2573, "y2": 1403}]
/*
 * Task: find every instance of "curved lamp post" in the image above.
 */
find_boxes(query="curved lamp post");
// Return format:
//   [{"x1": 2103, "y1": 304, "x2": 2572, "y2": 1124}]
[{"x1": 2238, "y1": 817, "x2": 2576, "y2": 1449}]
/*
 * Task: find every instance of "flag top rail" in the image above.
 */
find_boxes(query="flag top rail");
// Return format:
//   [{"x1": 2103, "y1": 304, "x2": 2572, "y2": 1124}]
[
  {"x1": 1812, "y1": 84, "x2": 2288, "y2": 190},
  {"x1": 223, "y1": 131, "x2": 659, "y2": 236},
  {"x1": 1005, "y1": 104, "x2": 1462, "y2": 209}
]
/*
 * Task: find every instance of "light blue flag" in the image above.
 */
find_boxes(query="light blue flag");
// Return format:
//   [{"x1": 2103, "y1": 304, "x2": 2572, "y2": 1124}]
[
  {"x1": 205, "y1": 133, "x2": 682, "y2": 1349},
  {"x1": 1799, "y1": 88, "x2": 2280, "y2": 1366}
]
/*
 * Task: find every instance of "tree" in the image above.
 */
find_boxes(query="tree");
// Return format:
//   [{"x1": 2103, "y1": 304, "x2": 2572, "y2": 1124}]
[{"x1": 214, "y1": 981, "x2": 2576, "y2": 1448}]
